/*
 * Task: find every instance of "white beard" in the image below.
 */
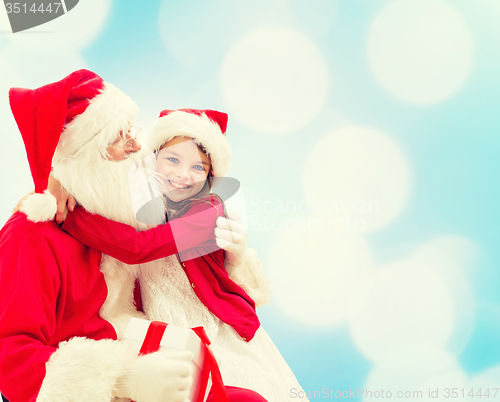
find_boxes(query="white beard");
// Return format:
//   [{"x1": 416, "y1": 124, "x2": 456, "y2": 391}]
[
  {"x1": 54, "y1": 149, "x2": 153, "y2": 230},
  {"x1": 54, "y1": 148, "x2": 157, "y2": 338}
]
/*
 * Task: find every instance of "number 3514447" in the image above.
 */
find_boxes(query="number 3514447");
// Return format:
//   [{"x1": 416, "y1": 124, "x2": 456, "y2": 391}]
[{"x1": 5, "y1": 3, "x2": 63, "y2": 14}]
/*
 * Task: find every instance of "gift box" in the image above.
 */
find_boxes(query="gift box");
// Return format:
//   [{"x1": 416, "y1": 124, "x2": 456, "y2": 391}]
[{"x1": 123, "y1": 318, "x2": 219, "y2": 402}]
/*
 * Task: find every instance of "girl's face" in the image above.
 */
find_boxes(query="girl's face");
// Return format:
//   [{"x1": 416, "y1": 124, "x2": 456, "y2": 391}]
[{"x1": 156, "y1": 136, "x2": 211, "y2": 202}]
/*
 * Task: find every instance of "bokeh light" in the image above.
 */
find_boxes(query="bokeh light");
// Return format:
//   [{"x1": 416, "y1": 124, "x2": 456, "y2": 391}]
[
  {"x1": 303, "y1": 126, "x2": 411, "y2": 232},
  {"x1": 268, "y1": 224, "x2": 373, "y2": 326},
  {"x1": 349, "y1": 260, "x2": 454, "y2": 365},
  {"x1": 367, "y1": 0, "x2": 473, "y2": 104},
  {"x1": 221, "y1": 26, "x2": 329, "y2": 134}
]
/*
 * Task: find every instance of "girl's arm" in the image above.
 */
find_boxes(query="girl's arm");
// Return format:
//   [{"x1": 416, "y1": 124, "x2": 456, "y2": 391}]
[{"x1": 61, "y1": 202, "x2": 223, "y2": 265}]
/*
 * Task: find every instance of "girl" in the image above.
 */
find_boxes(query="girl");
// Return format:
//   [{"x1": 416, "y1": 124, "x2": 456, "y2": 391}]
[{"x1": 62, "y1": 109, "x2": 309, "y2": 401}]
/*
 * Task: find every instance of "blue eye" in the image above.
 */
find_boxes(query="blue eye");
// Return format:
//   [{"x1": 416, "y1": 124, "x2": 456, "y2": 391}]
[
  {"x1": 194, "y1": 165, "x2": 204, "y2": 171},
  {"x1": 167, "y1": 157, "x2": 179, "y2": 163}
]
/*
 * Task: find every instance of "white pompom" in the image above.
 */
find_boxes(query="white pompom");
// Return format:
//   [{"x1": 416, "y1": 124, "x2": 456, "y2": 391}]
[{"x1": 20, "y1": 190, "x2": 57, "y2": 223}]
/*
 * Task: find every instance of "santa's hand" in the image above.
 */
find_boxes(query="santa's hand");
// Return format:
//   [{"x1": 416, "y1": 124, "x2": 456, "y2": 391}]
[
  {"x1": 114, "y1": 350, "x2": 193, "y2": 402},
  {"x1": 48, "y1": 172, "x2": 77, "y2": 224},
  {"x1": 12, "y1": 191, "x2": 35, "y2": 213},
  {"x1": 215, "y1": 206, "x2": 247, "y2": 267}
]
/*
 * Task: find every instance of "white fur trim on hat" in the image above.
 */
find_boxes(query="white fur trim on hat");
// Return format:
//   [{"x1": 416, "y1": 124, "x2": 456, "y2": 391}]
[
  {"x1": 146, "y1": 111, "x2": 231, "y2": 177},
  {"x1": 37, "y1": 337, "x2": 137, "y2": 402},
  {"x1": 53, "y1": 82, "x2": 139, "y2": 163},
  {"x1": 20, "y1": 190, "x2": 57, "y2": 223}
]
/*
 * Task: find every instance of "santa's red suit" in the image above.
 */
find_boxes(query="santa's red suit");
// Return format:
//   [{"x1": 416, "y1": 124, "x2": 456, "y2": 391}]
[{"x1": 0, "y1": 213, "x2": 136, "y2": 401}]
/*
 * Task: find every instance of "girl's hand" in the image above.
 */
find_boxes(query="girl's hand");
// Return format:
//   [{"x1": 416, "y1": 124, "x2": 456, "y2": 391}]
[
  {"x1": 48, "y1": 173, "x2": 77, "y2": 223},
  {"x1": 215, "y1": 206, "x2": 247, "y2": 267}
]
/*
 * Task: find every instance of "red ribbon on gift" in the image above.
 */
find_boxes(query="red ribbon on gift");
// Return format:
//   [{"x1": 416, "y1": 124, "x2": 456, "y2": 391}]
[{"x1": 138, "y1": 321, "x2": 229, "y2": 402}]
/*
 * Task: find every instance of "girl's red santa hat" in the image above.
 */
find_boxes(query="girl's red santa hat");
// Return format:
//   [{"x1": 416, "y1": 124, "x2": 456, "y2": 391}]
[
  {"x1": 146, "y1": 109, "x2": 231, "y2": 177},
  {"x1": 9, "y1": 69, "x2": 139, "y2": 194}
]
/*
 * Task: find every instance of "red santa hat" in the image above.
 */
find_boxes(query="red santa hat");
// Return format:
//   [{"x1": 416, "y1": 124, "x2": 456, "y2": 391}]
[
  {"x1": 9, "y1": 69, "x2": 139, "y2": 193},
  {"x1": 146, "y1": 109, "x2": 231, "y2": 177}
]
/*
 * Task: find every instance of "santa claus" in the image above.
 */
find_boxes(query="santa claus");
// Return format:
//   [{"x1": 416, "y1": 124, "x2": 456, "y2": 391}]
[{"x1": 0, "y1": 70, "x2": 270, "y2": 402}]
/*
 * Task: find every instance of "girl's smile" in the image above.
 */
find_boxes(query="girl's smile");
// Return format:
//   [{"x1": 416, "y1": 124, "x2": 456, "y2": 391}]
[{"x1": 166, "y1": 179, "x2": 191, "y2": 190}]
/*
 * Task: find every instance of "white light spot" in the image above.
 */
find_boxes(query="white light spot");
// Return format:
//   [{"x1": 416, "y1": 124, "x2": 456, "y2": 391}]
[
  {"x1": 349, "y1": 260, "x2": 454, "y2": 365},
  {"x1": 268, "y1": 223, "x2": 373, "y2": 326},
  {"x1": 367, "y1": 0, "x2": 473, "y2": 104},
  {"x1": 303, "y1": 126, "x2": 411, "y2": 232},
  {"x1": 221, "y1": 26, "x2": 329, "y2": 135}
]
